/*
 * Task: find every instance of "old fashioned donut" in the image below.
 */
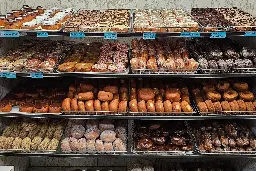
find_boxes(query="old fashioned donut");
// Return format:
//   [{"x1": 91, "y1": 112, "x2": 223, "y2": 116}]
[
  {"x1": 49, "y1": 103, "x2": 61, "y2": 113},
  {"x1": 94, "y1": 100, "x2": 101, "y2": 111},
  {"x1": 213, "y1": 102, "x2": 222, "y2": 112},
  {"x1": 197, "y1": 102, "x2": 208, "y2": 113},
  {"x1": 129, "y1": 99, "x2": 138, "y2": 112},
  {"x1": 20, "y1": 103, "x2": 34, "y2": 113},
  {"x1": 79, "y1": 83, "x2": 94, "y2": 92},
  {"x1": 245, "y1": 102, "x2": 255, "y2": 111},
  {"x1": 233, "y1": 82, "x2": 249, "y2": 92},
  {"x1": 180, "y1": 101, "x2": 193, "y2": 112},
  {"x1": 118, "y1": 101, "x2": 127, "y2": 112},
  {"x1": 163, "y1": 100, "x2": 172, "y2": 112},
  {"x1": 217, "y1": 81, "x2": 230, "y2": 92},
  {"x1": 138, "y1": 88, "x2": 155, "y2": 101},
  {"x1": 78, "y1": 101, "x2": 86, "y2": 111},
  {"x1": 203, "y1": 85, "x2": 216, "y2": 92},
  {"x1": 101, "y1": 101, "x2": 109, "y2": 111},
  {"x1": 165, "y1": 88, "x2": 181, "y2": 102},
  {"x1": 33, "y1": 103, "x2": 49, "y2": 113},
  {"x1": 138, "y1": 100, "x2": 147, "y2": 112},
  {"x1": 98, "y1": 91, "x2": 113, "y2": 101},
  {"x1": 155, "y1": 100, "x2": 164, "y2": 112},
  {"x1": 229, "y1": 100, "x2": 239, "y2": 111},
  {"x1": 109, "y1": 99, "x2": 119, "y2": 112},
  {"x1": 172, "y1": 102, "x2": 181, "y2": 112},
  {"x1": 181, "y1": 95, "x2": 190, "y2": 104},
  {"x1": 237, "y1": 100, "x2": 247, "y2": 111},
  {"x1": 239, "y1": 91, "x2": 254, "y2": 101},
  {"x1": 103, "y1": 86, "x2": 118, "y2": 94},
  {"x1": 223, "y1": 90, "x2": 238, "y2": 101},
  {"x1": 85, "y1": 100, "x2": 94, "y2": 111},
  {"x1": 62, "y1": 98, "x2": 71, "y2": 111},
  {"x1": 206, "y1": 91, "x2": 221, "y2": 102},
  {"x1": 181, "y1": 87, "x2": 189, "y2": 95},
  {"x1": 221, "y1": 101, "x2": 231, "y2": 112},
  {"x1": 71, "y1": 98, "x2": 78, "y2": 111},
  {"x1": 155, "y1": 94, "x2": 163, "y2": 102},
  {"x1": 205, "y1": 100, "x2": 215, "y2": 113},
  {"x1": 146, "y1": 100, "x2": 155, "y2": 112},
  {"x1": 120, "y1": 92, "x2": 128, "y2": 101},
  {"x1": 77, "y1": 92, "x2": 94, "y2": 101}
]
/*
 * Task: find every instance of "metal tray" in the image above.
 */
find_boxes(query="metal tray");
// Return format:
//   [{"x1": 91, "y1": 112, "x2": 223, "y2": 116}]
[
  {"x1": 62, "y1": 111, "x2": 127, "y2": 116},
  {"x1": 131, "y1": 68, "x2": 198, "y2": 74}
]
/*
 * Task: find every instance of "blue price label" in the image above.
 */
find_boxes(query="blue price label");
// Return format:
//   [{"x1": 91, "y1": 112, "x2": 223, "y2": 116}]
[
  {"x1": 210, "y1": 32, "x2": 226, "y2": 38},
  {"x1": 70, "y1": 32, "x2": 85, "y2": 38},
  {"x1": 244, "y1": 31, "x2": 256, "y2": 37},
  {"x1": 180, "y1": 32, "x2": 200, "y2": 37},
  {"x1": 0, "y1": 31, "x2": 19, "y2": 37},
  {"x1": 143, "y1": 32, "x2": 156, "y2": 39},
  {"x1": 104, "y1": 32, "x2": 117, "y2": 40},
  {"x1": 0, "y1": 72, "x2": 6, "y2": 77},
  {"x1": 30, "y1": 72, "x2": 43, "y2": 78},
  {"x1": 37, "y1": 32, "x2": 48, "y2": 37},
  {"x1": 5, "y1": 72, "x2": 16, "y2": 78}
]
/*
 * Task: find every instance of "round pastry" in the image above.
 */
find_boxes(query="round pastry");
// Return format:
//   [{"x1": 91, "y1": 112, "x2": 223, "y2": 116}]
[
  {"x1": 206, "y1": 91, "x2": 221, "y2": 102},
  {"x1": 180, "y1": 101, "x2": 193, "y2": 112},
  {"x1": 208, "y1": 60, "x2": 218, "y2": 69},
  {"x1": 195, "y1": 96, "x2": 204, "y2": 104},
  {"x1": 120, "y1": 92, "x2": 128, "y2": 101},
  {"x1": 245, "y1": 102, "x2": 255, "y2": 111},
  {"x1": 223, "y1": 90, "x2": 238, "y2": 102},
  {"x1": 137, "y1": 138, "x2": 153, "y2": 150},
  {"x1": 77, "y1": 92, "x2": 94, "y2": 101},
  {"x1": 138, "y1": 88, "x2": 155, "y2": 101},
  {"x1": 113, "y1": 138, "x2": 126, "y2": 151},
  {"x1": 49, "y1": 103, "x2": 61, "y2": 113},
  {"x1": 71, "y1": 125, "x2": 85, "y2": 139},
  {"x1": 98, "y1": 91, "x2": 114, "y2": 101},
  {"x1": 71, "y1": 98, "x2": 78, "y2": 111},
  {"x1": 33, "y1": 103, "x2": 49, "y2": 113},
  {"x1": 78, "y1": 101, "x2": 86, "y2": 111},
  {"x1": 213, "y1": 101, "x2": 222, "y2": 112},
  {"x1": 217, "y1": 81, "x2": 230, "y2": 92},
  {"x1": 100, "y1": 130, "x2": 116, "y2": 142},
  {"x1": 163, "y1": 100, "x2": 172, "y2": 112},
  {"x1": 197, "y1": 102, "x2": 208, "y2": 113},
  {"x1": 76, "y1": 138, "x2": 87, "y2": 152},
  {"x1": 85, "y1": 100, "x2": 94, "y2": 111},
  {"x1": 155, "y1": 94, "x2": 163, "y2": 101},
  {"x1": 95, "y1": 139, "x2": 104, "y2": 151},
  {"x1": 146, "y1": 100, "x2": 155, "y2": 112},
  {"x1": 172, "y1": 102, "x2": 181, "y2": 112},
  {"x1": 0, "y1": 102, "x2": 12, "y2": 112},
  {"x1": 103, "y1": 85, "x2": 118, "y2": 94},
  {"x1": 94, "y1": 100, "x2": 101, "y2": 111},
  {"x1": 118, "y1": 101, "x2": 127, "y2": 112},
  {"x1": 203, "y1": 85, "x2": 216, "y2": 92},
  {"x1": 155, "y1": 100, "x2": 164, "y2": 112},
  {"x1": 58, "y1": 62, "x2": 76, "y2": 72},
  {"x1": 84, "y1": 127, "x2": 100, "y2": 140},
  {"x1": 165, "y1": 88, "x2": 181, "y2": 102},
  {"x1": 229, "y1": 100, "x2": 240, "y2": 111},
  {"x1": 103, "y1": 142, "x2": 114, "y2": 151},
  {"x1": 233, "y1": 82, "x2": 249, "y2": 92},
  {"x1": 138, "y1": 100, "x2": 147, "y2": 112},
  {"x1": 147, "y1": 56, "x2": 158, "y2": 71},
  {"x1": 237, "y1": 100, "x2": 247, "y2": 111},
  {"x1": 239, "y1": 91, "x2": 254, "y2": 101},
  {"x1": 19, "y1": 103, "x2": 34, "y2": 113},
  {"x1": 129, "y1": 99, "x2": 138, "y2": 112},
  {"x1": 87, "y1": 140, "x2": 96, "y2": 151},
  {"x1": 101, "y1": 101, "x2": 109, "y2": 111},
  {"x1": 181, "y1": 95, "x2": 190, "y2": 104},
  {"x1": 204, "y1": 100, "x2": 215, "y2": 113},
  {"x1": 221, "y1": 101, "x2": 231, "y2": 111},
  {"x1": 181, "y1": 87, "x2": 189, "y2": 95},
  {"x1": 109, "y1": 99, "x2": 119, "y2": 112}
]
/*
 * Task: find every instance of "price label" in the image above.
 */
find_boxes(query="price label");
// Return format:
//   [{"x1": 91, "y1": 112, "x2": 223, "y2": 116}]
[
  {"x1": 104, "y1": 32, "x2": 117, "y2": 40},
  {"x1": 30, "y1": 72, "x2": 43, "y2": 78},
  {"x1": 0, "y1": 31, "x2": 20, "y2": 37},
  {"x1": 244, "y1": 31, "x2": 256, "y2": 37},
  {"x1": 210, "y1": 32, "x2": 226, "y2": 38},
  {"x1": 70, "y1": 32, "x2": 85, "y2": 38},
  {"x1": 37, "y1": 32, "x2": 48, "y2": 37},
  {"x1": 143, "y1": 32, "x2": 156, "y2": 39},
  {"x1": 5, "y1": 72, "x2": 16, "y2": 78},
  {"x1": 180, "y1": 32, "x2": 200, "y2": 37},
  {"x1": 0, "y1": 73, "x2": 6, "y2": 77}
]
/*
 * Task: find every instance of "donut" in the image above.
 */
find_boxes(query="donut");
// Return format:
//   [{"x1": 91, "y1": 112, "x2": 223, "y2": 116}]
[
  {"x1": 118, "y1": 101, "x2": 127, "y2": 112},
  {"x1": 163, "y1": 100, "x2": 172, "y2": 112},
  {"x1": 237, "y1": 100, "x2": 247, "y2": 111},
  {"x1": 77, "y1": 92, "x2": 94, "y2": 101},
  {"x1": 58, "y1": 62, "x2": 76, "y2": 72},
  {"x1": 245, "y1": 102, "x2": 255, "y2": 111},
  {"x1": 33, "y1": 103, "x2": 49, "y2": 113},
  {"x1": 79, "y1": 83, "x2": 94, "y2": 92},
  {"x1": 155, "y1": 94, "x2": 163, "y2": 101},
  {"x1": 103, "y1": 86, "x2": 118, "y2": 94},
  {"x1": 71, "y1": 98, "x2": 78, "y2": 111},
  {"x1": 138, "y1": 100, "x2": 147, "y2": 112},
  {"x1": 101, "y1": 101, "x2": 109, "y2": 111},
  {"x1": 94, "y1": 100, "x2": 101, "y2": 111},
  {"x1": 120, "y1": 92, "x2": 128, "y2": 101},
  {"x1": 195, "y1": 96, "x2": 204, "y2": 104},
  {"x1": 181, "y1": 87, "x2": 189, "y2": 95},
  {"x1": 181, "y1": 95, "x2": 190, "y2": 104},
  {"x1": 172, "y1": 102, "x2": 181, "y2": 112},
  {"x1": 233, "y1": 82, "x2": 249, "y2": 92},
  {"x1": 155, "y1": 100, "x2": 164, "y2": 112},
  {"x1": 221, "y1": 101, "x2": 231, "y2": 112},
  {"x1": 213, "y1": 102, "x2": 222, "y2": 112},
  {"x1": 180, "y1": 101, "x2": 193, "y2": 112},
  {"x1": 129, "y1": 99, "x2": 138, "y2": 112},
  {"x1": 203, "y1": 85, "x2": 216, "y2": 92},
  {"x1": 239, "y1": 91, "x2": 254, "y2": 101},
  {"x1": 138, "y1": 88, "x2": 155, "y2": 101},
  {"x1": 206, "y1": 91, "x2": 221, "y2": 102},
  {"x1": 197, "y1": 102, "x2": 208, "y2": 113},
  {"x1": 146, "y1": 100, "x2": 155, "y2": 112},
  {"x1": 49, "y1": 103, "x2": 61, "y2": 113},
  {"x1": 165, "y1": 88, "x2": 181, "y2": 102},
  {"x1": 229, "y1": 100, "x2": 239, "y2": 111},
  {"x1": 78, "y1": 101, "x2": 86, "y2": 111},
  {"x1": 98, "y1": 91, "x2": 113, "y2": 102},
  {"x1": 109, "y1": 99, "x2": 119, "y2": 112},
  {"x1": 0, "y1": 102, "x2": 12, "y2": 112},
  {"x1": 85, "y1": 100, "x2": 94, "y2": 111},
  {"x1": 62, "y1": 98, "x2": 71, "y2": 111},
  {"x1": 19, "y1": 103, "x2": 34, "y2": 113},
  {"x1": 192, "y1": 88, "x2": 201, "y2": 96},
  {"x1": 217, "y1": 81, "x2": 230, "y2": 92},
  {"x1": 223, "y1": 90, "x2": 238, "y2": 101},
  {"x1": 205, "y1": 100, "x2": 215, "y2": 113}
]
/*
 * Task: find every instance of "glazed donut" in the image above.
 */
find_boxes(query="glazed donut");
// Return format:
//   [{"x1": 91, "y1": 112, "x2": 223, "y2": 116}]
[
  {"x1": 180, "y1": 101, "x2": 193, "y2": 112},
  {"x1": 94, "y1": 100, "x2": 101, "y2": 111},
  {"x1": 172, "y1": 102, "x2": 181, "y2": 112},
  {"x1": 155, "y1": 100, "x2": 164, "y2": 112},
  {"x1": 213, "y1": 102, "x2": 222, "y2": 112},
  {"x1": 78, "y1": 101, "x2": 86, "y2": 111},
  {"x1": 217, "y1": 81, "x2": 230, "y2": 92},
  {"x1": 229, "y1": 100, "x2": 239, "y2": 111},
  {"x1": 71, "y1": 98, "x2": 78, "y2": 111},
  {"x1": 103, "y1": 85, "x2": 118, "y2": 94},
  {"x1": 221, "y1": 101, "x2": 231, "y2": 111},
  {"x1": 138, "y1": 88, "x2": 155, "y2": 101},
  {"x1": 181, "y1": 87, "x2": 189, "y2": 95},
  {"x1": 62, "y1": 98, "x2": 71, "y2": 111},
  {"x1": 163, "y1": 100, "x2": 172, "y2": 112},
  {"x1": 20, "y1": 103, "x2": 34, "y2": 113},
  {"x1": 233, "y1": 82, "x2": 249, "y2": 92},
  {"x1": 181, "y1": 95, "x2": 190, "y2": 104},
  {"x1": 77, "y1": 92, "x2": 94, "y2": 101},
  {"x1": 33, "y1": 103, "x2": 49, "y2": 113},
  {"x1": 120, "y1": 92, "x2": 128, "y2": 101},
  {"x1": 129, "y1": 99, "x2": 138, "y2": 112},
  {"x1": 205, "y1": 100, "x2": 215, "y2": 113},
  {"x1": 192, "y1": 88, "x2": 201, "y2": 97},
  {"x1": 113, "y1": 94, "x2": 120, "y2": 100},
  {"x1": 245, "y1": 102, "x2": 255, "y2": 111},
  {"x1": 195, "y1": 96, "x2": 204, "y2": 104},
  {"x1": 146, "y1": 100, "x2": 155, "y2": 112},
  {"x1": 165, "y1": 88, "x2": 181, "y2": 102},
  {"x1": 101, "y1": 102, "x2": 109, "y2": 111},
  {"x1": 0, "y1": 102, "x2": 12, "y2": 112},
  {"x1": 138, "y1": 100, "x2": 147, "y2": 112},
  {"x1": 197, "y1": 102, "x2": 208, "y2": 113},
  {"x1": 239, "y1": 91, "x2": 254, "y2": 101},
  {"x1": 223, "y1": 90, "x2": 238, "y2": 101},
  {"x1": 118, "y1": 101, "x2": 127, "y2": 112},
  {"x1": 98, "y1": 91, "x2": 114, "y2": 102},
  {"x1": 109, "y1": 99, "x2": 119, "y2": 112},
  {"x1": 49, "y1": 103, "x2": 61, "y2": 113},
  {"x1": 79, "y1": 83, "x2": 94, "y2": 92},
  {"x1": 203, "y1": 85, "x2": 216, "y2": 92},
  {"x1": 237, "y1": 100, "x2": 247, "y2": 111},
  {"x1": 155, "y1": 94, "x2": 163, "y2": 101},
  {"x1": 206, "y1": 91, "x2": 221, "y2": 102},
  {"x1": 85, "y1": 100, "x2": 94, "y2": 111}
]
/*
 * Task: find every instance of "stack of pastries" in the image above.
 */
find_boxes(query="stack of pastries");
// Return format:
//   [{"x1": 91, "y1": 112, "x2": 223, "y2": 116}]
[
  {"x1": 129, "y1": 79, "x2": 193, "y2": 115},
  {"x1": 192, "y1": 80, "x2": 256, "y2": 114},
  {"x1": 62, "y1": 80, "x2": 128, "y2": 114}
]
